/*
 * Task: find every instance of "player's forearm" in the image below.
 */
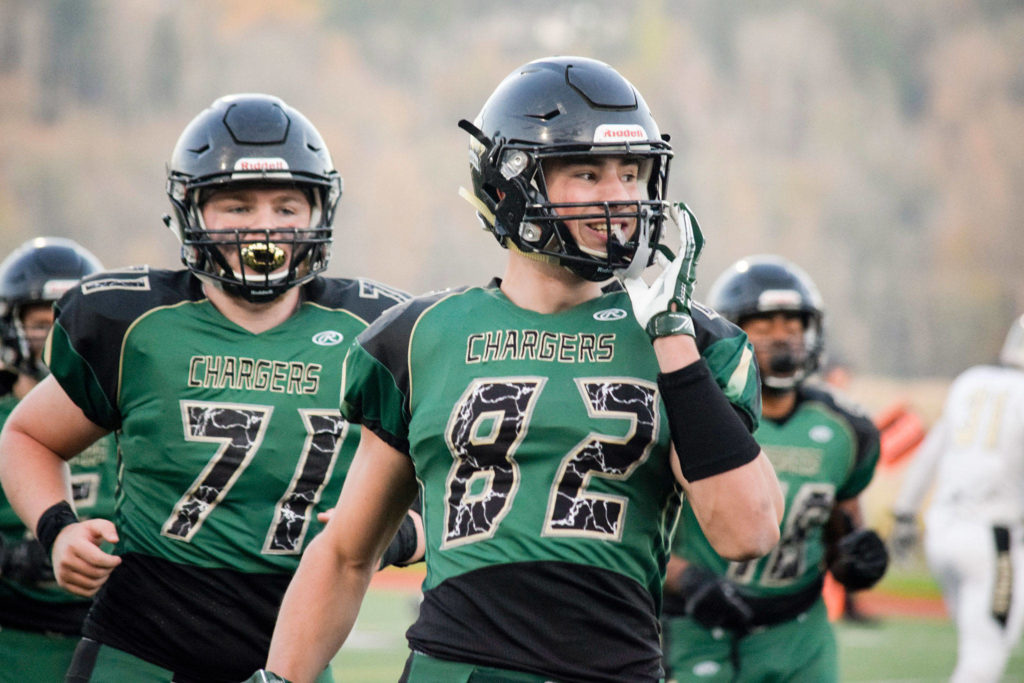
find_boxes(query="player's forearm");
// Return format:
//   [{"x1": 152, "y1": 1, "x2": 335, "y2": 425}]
[
  {"x1": 268, "y1": 429, "x2": 416, "y2": 682},
  {"x1": 266, "y1": 532, "x2": 376, "y2": 683},
  {"x1": 655, "y1": 334, "x2": 781, "y2": 558},
  {"x1": 652, "y1": 333, "x2": 701, "y2": 372},
  {"x1": 0, "y1": 423, "x2": 74, "y2": 531},
  {"x1": 0, "y1": 376, "x2": 107, "y2": 531},
  {"x1": 684, "y1": 452, "x2": 782, "y2": 561},
  {"x1": 759, "y1": 452, "x2": 785, "y2": 524}
]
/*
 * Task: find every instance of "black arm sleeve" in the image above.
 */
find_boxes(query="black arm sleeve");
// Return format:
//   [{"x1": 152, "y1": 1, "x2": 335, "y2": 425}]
[{"x1": 658, "y1": 360, "x2": 761, "y2": 481}]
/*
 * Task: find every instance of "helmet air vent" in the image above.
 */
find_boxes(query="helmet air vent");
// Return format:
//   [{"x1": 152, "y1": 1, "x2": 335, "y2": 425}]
[
  {"x1": 223, "y1": 102, "x2": 290, "y2": 145},
  {"x1": 525, "y1": 109, "x2": 561, "y2": 121}
]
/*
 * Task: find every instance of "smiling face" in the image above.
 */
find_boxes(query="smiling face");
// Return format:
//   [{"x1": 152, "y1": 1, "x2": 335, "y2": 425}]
[
  {"x1": 200, "y1": 185, "x2": 312, "y2": 279},
  {"x1": 541, "y1": 156, "x2": 643, "y2": 259}
]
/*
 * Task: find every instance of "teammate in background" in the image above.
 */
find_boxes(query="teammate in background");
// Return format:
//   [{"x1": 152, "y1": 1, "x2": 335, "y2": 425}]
[
  {"x1": 0, "y1": 94, "x2": 413, "y2": 682},
  {"x1": 663, "y1": 255, "x2": 888, "y2": 682},
  {"x1": 256, "y1": 56, "x2": 783, "y2": 683},
  {"x1": 891, "y1": 314, "x2": 1024, "y2": 683},
  {"x1": 0, "y1": 238, "x2": 117, "y2": 682},
  {"x1": 818, "y1": 353, "x2": 882, "y2": 624}
]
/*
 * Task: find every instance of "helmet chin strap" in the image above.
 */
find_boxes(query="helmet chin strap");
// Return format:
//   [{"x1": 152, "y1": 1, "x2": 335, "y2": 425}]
[
  {"x1": 507, "y1": 239, "x2": 561, "y2": 266},
  {"x1": 459, "y1": 186, "x2": 496, "y2": 227},
  {"x1": 459, "y1": 184, "x2": 559, "y2": 263}
]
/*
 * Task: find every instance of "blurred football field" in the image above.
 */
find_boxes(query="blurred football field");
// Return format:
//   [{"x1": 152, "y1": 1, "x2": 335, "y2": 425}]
[{"x1": 330, "y1": 565, "x2": 1024, "y2": 682}]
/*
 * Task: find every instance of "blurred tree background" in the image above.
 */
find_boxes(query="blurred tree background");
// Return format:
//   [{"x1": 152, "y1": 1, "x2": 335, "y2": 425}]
[{"x1": 0, "y1": 0, "x2": 1021, "y2": 379}]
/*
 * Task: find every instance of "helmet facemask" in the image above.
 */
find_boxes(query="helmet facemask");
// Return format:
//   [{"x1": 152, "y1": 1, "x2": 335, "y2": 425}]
[
  {"x1": 4, "y1": 302, "x2": 55, "y2": 379},
  {"x1": 467, "y1": 127, "x2": 671, "y2": 282},
  {"x1": 741, "y1": 310, "x2": 824, "y2": 392},
  {"x1": 168, "y1": 178, "x2": 338, "y2": 303}
]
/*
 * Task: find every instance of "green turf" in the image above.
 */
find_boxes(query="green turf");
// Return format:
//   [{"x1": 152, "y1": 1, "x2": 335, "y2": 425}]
[
  {"x1": 331, "y1": 587, "x2": 1024, "y2": 682},
  {"x1": 330, "y1": 588, "x2": 416, "y2": 681},
  {"x1": 836, "y1": 615, "x2": 1024, "y2": 682}
]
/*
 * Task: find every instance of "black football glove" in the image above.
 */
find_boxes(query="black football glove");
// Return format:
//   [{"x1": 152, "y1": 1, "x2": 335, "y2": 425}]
[
  {"x1": 888, "y1": 512, "x2": 919, "y2": 562},
  {"x1": 2, "y1": 537, "x2": 55, "y2": 584},
  {"x1": 829, "y1": 528, "x2": 889, "y2": 591},
  {"x1": 678, "y1": 566, "x2": 753, "y2": 631},
  {"x1": 378, "y1": 511, "x2": 422, "y2": 570}
]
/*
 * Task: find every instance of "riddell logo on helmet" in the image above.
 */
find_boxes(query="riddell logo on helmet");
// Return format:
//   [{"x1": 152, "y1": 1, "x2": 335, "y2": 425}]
[
  {"x1": 593, "y1": 124, "x2": 648, "y2": 143},
  {"x1": 758, "y1": 289, "x2": 802, "y2": 309},
  {"x1": 234, "y1": 158, "x2": 290, "y2": 171}
]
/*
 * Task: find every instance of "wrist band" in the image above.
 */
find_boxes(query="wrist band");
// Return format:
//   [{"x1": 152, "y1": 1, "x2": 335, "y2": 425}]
[
  {"x1": 658, "y1": 359, "x2": 760, "y2": 481},
  {"x1": 647, "y1": 311, "x2": 695, "y2": 339},
  {"x1": 36, "y1": 501, "x2": 79, "y2": 555}
]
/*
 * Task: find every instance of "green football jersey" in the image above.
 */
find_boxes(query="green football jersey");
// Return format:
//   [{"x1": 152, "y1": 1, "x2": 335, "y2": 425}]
[
  {"x1": 44, "y1": 267, "x2": 406, "y2": 680},
  {"x1": 0, "y1": 393, "x2": 118, "y2": 632},
  {"x1": 673, "y1": 384, "x2": 880, "y2": 600},
  {"x1": 342, "y1": 280, "x2": 760, "y2": 682}
]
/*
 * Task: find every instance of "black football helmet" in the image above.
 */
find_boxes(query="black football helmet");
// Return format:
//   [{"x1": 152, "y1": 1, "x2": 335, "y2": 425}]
[
  {"x1": 0, "y1": 237, "x2": 104, "y2": 379},
  {"x1": 459, "y1": 56, "x2": 673, "y2": 281},
  {"x1": 707, "y1": 254, "x2": 825, "y2": 390},
  {"x1": 164, "y1": 93, "x2": 342, "y2": 303}
]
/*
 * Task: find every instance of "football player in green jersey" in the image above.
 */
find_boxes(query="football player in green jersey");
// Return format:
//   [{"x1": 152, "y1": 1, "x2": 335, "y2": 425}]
[
  {"x1": 662, "y1": 255, "x2": 888, "y2": 682},
  {"x1": 0, "y1": 238, "x2": 118, "y2": 682},
  {"x1": 0, "y1": 95, "x2": 414, "y2": 682},
  {"x1": 259, "y1": 56, "x2": 783, "y2": 683}
]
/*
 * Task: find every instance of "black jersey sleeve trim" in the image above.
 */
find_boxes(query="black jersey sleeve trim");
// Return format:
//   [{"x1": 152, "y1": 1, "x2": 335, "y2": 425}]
[{"x1": 800, "y1": 385, "x2": 882, "y2": 500}]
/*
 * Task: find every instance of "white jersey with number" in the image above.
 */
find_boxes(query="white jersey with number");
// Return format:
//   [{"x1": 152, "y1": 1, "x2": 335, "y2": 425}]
[
  {"x1": 897, "y1": 364, "x2": 1024, "y2": 524},
  {"x1": 895, "y1": 363, "x2": 1024, "y2": 683}
]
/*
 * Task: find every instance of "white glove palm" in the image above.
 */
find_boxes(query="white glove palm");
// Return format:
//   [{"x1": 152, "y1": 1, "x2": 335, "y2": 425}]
[{"x1": 616, "y1": 202, "x2": 704, "y2": 339}]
